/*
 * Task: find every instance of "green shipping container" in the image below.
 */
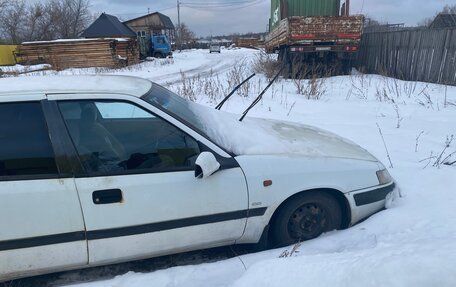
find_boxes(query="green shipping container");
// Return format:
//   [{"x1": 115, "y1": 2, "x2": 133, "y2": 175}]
[{"x1": 270, "y1": 0, "x2": 341, "y2": 29}]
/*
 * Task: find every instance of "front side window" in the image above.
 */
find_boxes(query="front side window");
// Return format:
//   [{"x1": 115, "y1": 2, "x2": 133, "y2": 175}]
[
  {"x1": 58, "y1": 100, "x2": 200, "y2": 175},
  {"x1": 0, "y1": 102, "x2": 58, "y2": 178}
]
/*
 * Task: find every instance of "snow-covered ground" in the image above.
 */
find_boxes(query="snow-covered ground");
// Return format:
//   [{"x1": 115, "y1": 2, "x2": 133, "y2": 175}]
[
  {"x1": 4, "y1": 48, "x2": 456, "y2": 286},
  {"x1": 0, "y1": 63, "x2": 51, "y2": 74}
]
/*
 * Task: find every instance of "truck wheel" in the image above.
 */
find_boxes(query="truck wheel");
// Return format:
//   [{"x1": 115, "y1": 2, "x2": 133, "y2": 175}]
[
  {"x1": 154, "y1": 52, "x2": 162, "y2": 58},
  {"x1": 271, "y1": 192, "x2": 342, "y2": 247},
  {"x1": 342, "y1": 59, "x2": 352, "y2": 75}
]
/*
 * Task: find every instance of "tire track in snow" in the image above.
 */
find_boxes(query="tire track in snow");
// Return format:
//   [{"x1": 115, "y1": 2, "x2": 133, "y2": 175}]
[{"x1": 149, "y1": 55, "x2": 248, "y2": 86}]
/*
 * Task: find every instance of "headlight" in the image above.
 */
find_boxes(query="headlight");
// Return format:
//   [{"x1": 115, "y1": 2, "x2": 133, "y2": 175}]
[{"x1": 376, "y1": 169, "x2": 393, "y2": 185}]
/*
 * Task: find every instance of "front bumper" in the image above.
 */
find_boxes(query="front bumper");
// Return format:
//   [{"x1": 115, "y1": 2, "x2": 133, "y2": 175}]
[
  {"x1": 346, "y1": 182, "x2": 400, "y2": 225},
  {"x1": 353, "y1": 182, "x2": 396, "y2": 206}
]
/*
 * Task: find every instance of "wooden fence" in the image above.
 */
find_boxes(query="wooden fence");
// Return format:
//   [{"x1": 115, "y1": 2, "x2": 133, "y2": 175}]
[{"x1": 357, "y1": 28, "x2": 456, "y2": 85}]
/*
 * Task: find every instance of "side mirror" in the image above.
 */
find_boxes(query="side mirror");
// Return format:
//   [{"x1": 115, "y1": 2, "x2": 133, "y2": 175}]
[{"x1": 195, "y1": 152, "x2": 221, "y2": 179}]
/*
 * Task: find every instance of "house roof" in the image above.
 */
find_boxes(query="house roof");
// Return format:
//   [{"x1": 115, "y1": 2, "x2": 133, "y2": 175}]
[
  {"x1": 430, "y1": 13, "x2": 456, "y2": 29},
  {"x1": 124, "y1": 12, "x2": 175, "y2": 30},
  {"x1": 81, "y1": 13, "x2": 137, "y2": 38}
]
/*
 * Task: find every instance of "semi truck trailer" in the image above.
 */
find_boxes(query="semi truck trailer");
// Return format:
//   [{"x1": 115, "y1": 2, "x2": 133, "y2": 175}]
[{"x1": 265, "y1": 0, "x2": 363, "y2": 75}]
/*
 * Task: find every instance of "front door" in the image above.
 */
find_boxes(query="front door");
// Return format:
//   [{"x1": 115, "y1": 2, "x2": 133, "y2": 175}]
[{"x1": 56, "y1": 98, "x2": 249, "y2": 264}]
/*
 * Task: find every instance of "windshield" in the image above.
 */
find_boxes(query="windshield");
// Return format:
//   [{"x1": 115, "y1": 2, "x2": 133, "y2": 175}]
[{"x1": 142, "y1": 83, "x2": 206, "y2": 134}]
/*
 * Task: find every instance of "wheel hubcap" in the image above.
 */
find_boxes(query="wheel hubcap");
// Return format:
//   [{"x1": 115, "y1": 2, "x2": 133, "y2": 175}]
[{"x1": 288, "y1": 203, "x2": 328, "y2": 240}]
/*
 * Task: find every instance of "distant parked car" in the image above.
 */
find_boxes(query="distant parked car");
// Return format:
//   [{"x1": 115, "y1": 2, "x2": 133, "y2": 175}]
[
  {"x1": 0, "y1": 75, "x2": 398, "y2": 282},
  {"x1": 209, "y1": 44, "x2": 221, "y2": 53}
]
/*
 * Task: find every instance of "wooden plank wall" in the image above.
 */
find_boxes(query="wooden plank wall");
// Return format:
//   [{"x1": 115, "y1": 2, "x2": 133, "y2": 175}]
[
  {"x1": 236, "y1": 38, "x2": 261, "y2": 49},
  {"x1": 18, "y1": 39, "x2": 139, "y2": 70},
  {"x1": 357, "y1": 28, "x2": 456, "y2": 85}
]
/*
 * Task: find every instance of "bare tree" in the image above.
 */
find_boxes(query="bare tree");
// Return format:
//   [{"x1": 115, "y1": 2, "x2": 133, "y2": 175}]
[
  {"x1": 441, "y1": 4, "x2": 456, "y2": 14},
  {"x1": 0, "y1": 0, "x2": 8, "y2": 42},
  {"x1": 0, "y1": 0, "x2": 91, "y2": 43},
  {"x1": 0, "y1": 0, "x2": 27, "y2": 44},
  {"x1": 364, "y1": 17, "x2": 381, "y2": 28},
  {"x1": 69, "y1": 0, "x2": 91, "y2": 37},
  {"x1": 0, "y1": 0, "x2": 9, "y2": 10},
  {"x1": 176, "y1": 23, "x2": 196, "y2": 48},
  {"x1": 24, "y1": 2, "x2": 50, "y2": 41},
  {"x1": 49, "y1": 0, "x2": 91, "y2": 39}
]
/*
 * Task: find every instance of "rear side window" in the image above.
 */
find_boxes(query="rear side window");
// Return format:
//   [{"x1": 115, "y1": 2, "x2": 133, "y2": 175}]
[{"x1": 0, "y1": 102, "x2": 58, "y2": 178}]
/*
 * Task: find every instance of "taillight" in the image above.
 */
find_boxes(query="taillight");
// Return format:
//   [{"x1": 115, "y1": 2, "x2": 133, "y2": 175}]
[
  {"x1": 290, "y1": 47, "x2": 305, "y2": 52},
  {"x1": 345, "y1": 46, "x2": 358, "y2": 52}
]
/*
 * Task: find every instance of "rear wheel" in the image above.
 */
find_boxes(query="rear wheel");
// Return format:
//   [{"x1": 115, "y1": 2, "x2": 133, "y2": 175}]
[{"x1": 271, "y1": 192, "x2": 342, "y2": 247}]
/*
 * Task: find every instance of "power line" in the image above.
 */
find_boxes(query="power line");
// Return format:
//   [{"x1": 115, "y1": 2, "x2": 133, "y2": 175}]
[
  {"x1": 183, "y1": 0, "x2": 259, "y2": 6},
  {"x1": 181, "y1": 0, "x2": 263, "y2": 11},
  {"x1": 114, "y1": 5, "x2": 176, "y2": 18},
  {"x1": 183, "y1": 0, "x2": 260, "y2": 4}
]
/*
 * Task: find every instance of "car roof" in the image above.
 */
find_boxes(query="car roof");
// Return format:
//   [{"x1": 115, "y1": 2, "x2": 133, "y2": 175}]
[{"x1": 0, "y1": 75, "x2": 153, "y2": 97}]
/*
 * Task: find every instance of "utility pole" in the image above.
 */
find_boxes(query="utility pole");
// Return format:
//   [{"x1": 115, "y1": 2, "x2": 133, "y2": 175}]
[
  {"x1": 147, "y1": 8, "x2": 150, "y2": 36},
  {"x1": 177, "y1": 0, "x2": 181, "y2": 50}
]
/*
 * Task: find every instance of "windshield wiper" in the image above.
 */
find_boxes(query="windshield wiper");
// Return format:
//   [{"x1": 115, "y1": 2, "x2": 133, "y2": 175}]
[
  {"x1": 239, "y1": 67, "x2": 283, "y2": 122},
  {"x1": 215, "y1": 73, "x2": 256, "y2": 110}
]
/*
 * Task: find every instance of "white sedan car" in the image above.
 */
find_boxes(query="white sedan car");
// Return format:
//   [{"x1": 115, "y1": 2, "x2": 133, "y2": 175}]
[
  {"x1": 0, "y1": 75, "x2": 398, "y2": 281},
  {"x1": 209, "y1": 44, "x2": 221, "y2": 53}
]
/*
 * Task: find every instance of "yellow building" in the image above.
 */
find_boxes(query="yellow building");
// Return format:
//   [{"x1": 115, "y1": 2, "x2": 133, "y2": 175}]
[{"x1": 0, "y1": 45, "x2": 17, "y2": 66}]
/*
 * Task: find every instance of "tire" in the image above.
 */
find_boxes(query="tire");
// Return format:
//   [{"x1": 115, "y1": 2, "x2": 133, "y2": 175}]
[
  {"x1": 271, "y1": 192, "x2": 342, "y2": 247},
  {"x1": 342, "y1": 59, "x2": 352, "y2": 75}
]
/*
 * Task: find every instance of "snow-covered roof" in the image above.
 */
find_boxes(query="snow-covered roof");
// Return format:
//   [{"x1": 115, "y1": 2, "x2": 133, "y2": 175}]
[
  {"x1": 22, "y1": 38, "x2": 130, "y2": 45},
  {"x1": 0, "y1": 75, "x2": 153, "y2": 97}
]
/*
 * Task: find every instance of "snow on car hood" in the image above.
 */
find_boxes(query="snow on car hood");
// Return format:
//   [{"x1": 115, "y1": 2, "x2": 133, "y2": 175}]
[{"x1": 191, "y1": 104, "x2": 378, "y2": 161}]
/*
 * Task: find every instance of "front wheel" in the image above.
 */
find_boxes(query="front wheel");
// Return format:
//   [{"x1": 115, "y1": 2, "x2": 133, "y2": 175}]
[{"x1": 271, "y1": 192, "x2": 342, "y2": 247}]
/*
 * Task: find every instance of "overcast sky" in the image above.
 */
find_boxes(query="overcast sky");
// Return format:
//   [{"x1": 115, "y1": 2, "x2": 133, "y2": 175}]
[{"x1": 88, "y1": 0, "x2": 456, "y2": 37}]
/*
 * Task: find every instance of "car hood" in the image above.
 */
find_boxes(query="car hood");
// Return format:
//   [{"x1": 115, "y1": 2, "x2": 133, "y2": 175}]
[
  {"x1": 192, "y1": 105, "x2": 377, "y2": 162},
  {"x1": 262, "y1": 119, "x2": 377, "y2": 161}
]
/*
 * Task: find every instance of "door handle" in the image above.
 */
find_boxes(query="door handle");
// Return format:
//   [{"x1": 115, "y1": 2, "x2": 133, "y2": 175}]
[{"x1": 92, "y1": 189, "x2": 123, "y2": 205}]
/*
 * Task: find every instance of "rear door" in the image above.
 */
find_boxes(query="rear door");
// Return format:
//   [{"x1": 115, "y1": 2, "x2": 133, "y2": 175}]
[
  {"x1": 52, "y1": 95, "x2": 250, "y2": 264},
  {"x1": 0, "y1": 99, "x2": 87, "y2": 281}
]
